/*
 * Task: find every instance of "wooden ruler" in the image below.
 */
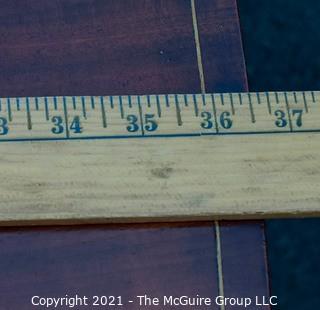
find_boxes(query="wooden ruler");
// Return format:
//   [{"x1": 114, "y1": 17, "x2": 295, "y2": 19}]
[{"x1": 0, "y1": 91, "x2": 319, "y2": 226}]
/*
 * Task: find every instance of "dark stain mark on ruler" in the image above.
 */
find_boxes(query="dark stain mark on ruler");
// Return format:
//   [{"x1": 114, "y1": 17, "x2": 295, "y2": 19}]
[{"x1": 151, "y1": 166, "x2": 173, "y2": 179}]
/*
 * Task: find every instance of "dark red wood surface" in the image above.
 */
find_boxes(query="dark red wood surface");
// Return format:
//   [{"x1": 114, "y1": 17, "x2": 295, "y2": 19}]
[{"x1": 0, "y1": 1, "x2": 270, "y2": 309}]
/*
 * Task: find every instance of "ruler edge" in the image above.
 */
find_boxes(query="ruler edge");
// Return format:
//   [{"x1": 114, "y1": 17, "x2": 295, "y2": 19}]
[{"x1": 1, "y1": 211, "x2": 320, "y2": 227}]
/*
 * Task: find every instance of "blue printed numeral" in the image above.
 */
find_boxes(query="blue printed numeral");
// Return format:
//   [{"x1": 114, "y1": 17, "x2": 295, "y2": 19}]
[
  {"x1": 0, "y1": 117, "x2": 9, "y2": 135},
  {"x1": 51, "y1": 115, "x2": 83, "y2": 134}
]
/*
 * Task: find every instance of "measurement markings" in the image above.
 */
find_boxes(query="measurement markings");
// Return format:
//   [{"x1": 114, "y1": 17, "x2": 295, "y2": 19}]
[
  {"x1": 26, "y1": 97, "x2": 32, "y2": 130},
  {"x1": 248, "y1": 93, "x2": 256, "y2": 123},
  {"x1": 174, "y1": 94, "x2": 182, "y2": 126},
  {"x1": 100, "y1": 96, "x2": 107, "y2": 128}
]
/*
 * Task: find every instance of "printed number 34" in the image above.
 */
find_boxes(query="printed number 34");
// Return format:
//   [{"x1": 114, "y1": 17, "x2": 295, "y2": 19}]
[{"x1": 51, "y1": 116, "x2": 83, "y2": 134}]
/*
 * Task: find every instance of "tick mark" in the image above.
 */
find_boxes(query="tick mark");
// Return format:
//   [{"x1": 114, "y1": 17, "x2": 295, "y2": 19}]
[{"x1": 193, "y1": 94, "x2": 199, "y2": 117}]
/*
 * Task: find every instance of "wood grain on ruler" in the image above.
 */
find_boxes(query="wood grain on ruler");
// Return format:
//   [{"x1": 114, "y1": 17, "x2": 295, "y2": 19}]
[
  {"x1": 0, "y1": 91, "x2": 320, "y2": 224},
  {"x1": 0, "y1": 0, "x2": 270, "y2": 309}
]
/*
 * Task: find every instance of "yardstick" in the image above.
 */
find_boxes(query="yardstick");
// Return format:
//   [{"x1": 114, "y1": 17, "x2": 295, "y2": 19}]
[{"x1": 0, "y1": 91, "x2": 319, "y2": 226}]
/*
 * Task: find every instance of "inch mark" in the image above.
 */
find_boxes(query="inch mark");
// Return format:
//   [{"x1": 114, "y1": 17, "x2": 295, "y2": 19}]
[
  {"x1": 210, "y1": 94, "x2": 219, "y2": 133},
  {"x1": 62, "y1": 97, "x2": 70, "y2": 138},
  {"x1": 248, "y1": 93, "x2": 256, "y2": 123},
  {"x1": 137, "y1": 96, "x2": 145, "y2": 136},
  {"x1": 100, "y1": 96, "x2": 107, "y2": 128},
  {"x1": 283, "y1": 92, "x2": 293, "y2": 132},
  {"x1": 174, "y1": 94, "x2": 182, "y2": 126},
  {"x1": 293, "y1": 91, "x2": 298, "y2": 103}
]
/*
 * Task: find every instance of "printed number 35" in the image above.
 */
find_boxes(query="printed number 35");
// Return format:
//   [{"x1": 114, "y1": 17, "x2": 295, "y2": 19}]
[{"x1": 127, "y1": 114, "x2": 158, "y2": 132}]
